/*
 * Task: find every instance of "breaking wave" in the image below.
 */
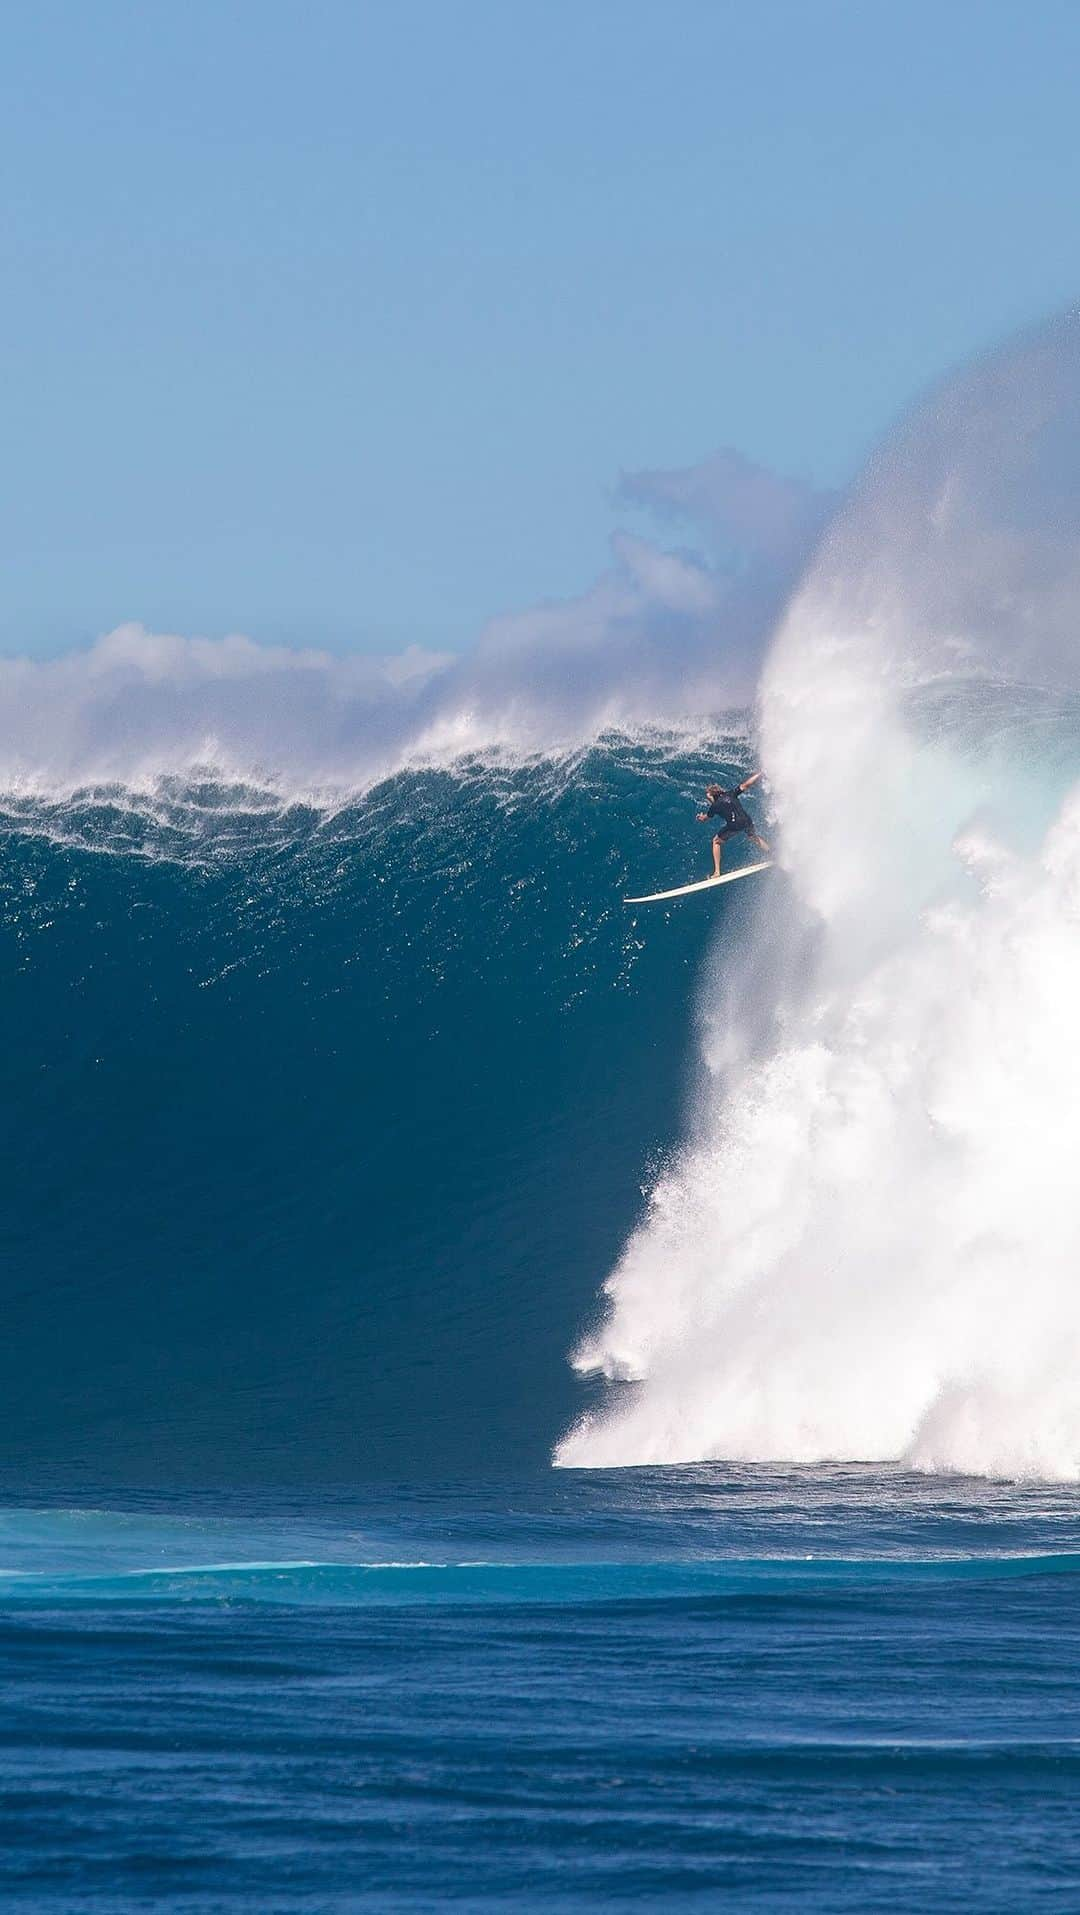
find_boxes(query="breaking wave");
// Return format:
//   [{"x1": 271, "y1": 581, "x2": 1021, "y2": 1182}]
[
  {"x1": 8, "y1": 312, "x2": 1080, "y2": 1488},
  {"x1": 559, "y1": 310, "x2": 1080, "y2": 1481}
]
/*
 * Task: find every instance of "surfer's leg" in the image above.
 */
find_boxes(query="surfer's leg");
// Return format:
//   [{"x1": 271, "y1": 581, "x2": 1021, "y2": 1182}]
[
  {"x1": 712, "y1": 833, "x2": 724, "y2": 877},
  {"x1": 749, "y1": 830, "x2": 770, "y2": 854}
]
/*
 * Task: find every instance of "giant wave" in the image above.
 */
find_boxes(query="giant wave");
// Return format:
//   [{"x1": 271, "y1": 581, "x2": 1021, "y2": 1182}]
[
  {"x1": 0, "y1": 722, "x2": 760, "y2": 1485},
  {"x1": 8, "y1": 314, "x2": 1080, "y2": 1488}
]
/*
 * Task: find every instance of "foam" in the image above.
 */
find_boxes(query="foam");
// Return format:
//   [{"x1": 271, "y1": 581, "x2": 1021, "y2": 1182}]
[{"x1": 558, "y1": 310, "x2": 1080, "y2": 1482}]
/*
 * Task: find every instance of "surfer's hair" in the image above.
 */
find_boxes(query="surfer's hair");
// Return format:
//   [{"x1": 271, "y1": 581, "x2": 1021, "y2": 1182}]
[{"x1": 706, "y1": 784, "x2": 722, "y2": 798}]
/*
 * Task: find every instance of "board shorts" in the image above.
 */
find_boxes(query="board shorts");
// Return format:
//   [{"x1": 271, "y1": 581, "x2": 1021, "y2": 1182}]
[{"x1": 713, "y1": 817, "x2": 752, "y2": 841}]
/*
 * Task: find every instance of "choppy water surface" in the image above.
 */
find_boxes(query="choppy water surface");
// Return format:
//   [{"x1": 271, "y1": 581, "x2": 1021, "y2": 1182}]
[{"x1": 2, "y1": 1467, "x2": 1080, "y2": 1910}]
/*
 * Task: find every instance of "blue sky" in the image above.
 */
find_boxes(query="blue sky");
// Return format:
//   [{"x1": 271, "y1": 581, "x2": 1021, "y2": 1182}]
[{"x1": 4, "y1": 0, "x2": 1079, "y2": 655}]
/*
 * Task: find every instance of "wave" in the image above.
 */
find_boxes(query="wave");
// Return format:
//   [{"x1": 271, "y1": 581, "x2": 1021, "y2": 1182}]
[
  {"x1": 4, "y1": 1524, "x2": 1072, "y2": 1600},
  {"x1": 0, "y1": 728, "x2": 763, "y2": 1483},
  {"x1": 5, "y1": 1461, "x2": 1078, "y2": 1602},
  {"x1": 4, "y1": 1551, "x2": 1078, "y2": 1606},
  {"x1": 9, "y1": 314, "x2": 1080, "y2": 1490},
  {"x1": 559, "y1": 311, "x2": 1080, "y2": 1481}
]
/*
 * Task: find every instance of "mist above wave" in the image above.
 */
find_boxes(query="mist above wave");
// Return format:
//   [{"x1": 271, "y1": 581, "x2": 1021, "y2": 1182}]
[
  {"x1": 0, "y1": 609, "x2": 741, "y2": 798},
  {"x1": 2, "y1": 451, "x2": 827, "y2": 800}
]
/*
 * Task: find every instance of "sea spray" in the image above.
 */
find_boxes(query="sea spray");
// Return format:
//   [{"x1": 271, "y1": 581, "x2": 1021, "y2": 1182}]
[{"x1": 558, "y1": 310, "x2": 1080, "y2": 1479}]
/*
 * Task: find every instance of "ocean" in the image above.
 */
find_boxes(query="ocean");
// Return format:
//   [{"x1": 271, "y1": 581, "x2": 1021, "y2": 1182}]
[
  {"x1": 2, "y1": 1469, "x2": 1080, "y2": 1908},
  {"x1": 4, "y1": 728, "x2": 1080, "y2": 1909},
  {"x1": 8, "y1": 312, "x2": 1080, "y2": 1906}
]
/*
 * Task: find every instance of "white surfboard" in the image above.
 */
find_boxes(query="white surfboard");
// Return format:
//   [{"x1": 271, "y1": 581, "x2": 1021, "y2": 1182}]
[{"x1": 623, "y1": 860, "x2": 772, "y2": 905}]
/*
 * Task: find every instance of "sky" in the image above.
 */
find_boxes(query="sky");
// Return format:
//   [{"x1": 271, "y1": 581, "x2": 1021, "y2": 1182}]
[{"x1": 4, "y1": 0, "x2": 1080, "y2": 658}]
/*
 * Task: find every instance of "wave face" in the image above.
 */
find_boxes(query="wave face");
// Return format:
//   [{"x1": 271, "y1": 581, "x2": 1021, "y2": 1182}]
[
  {"x1": 559, "y1": 312, "x2": 1080, "y2": 1480},
  {"x1": 0, "y1": 728, "x2": 761, "y2": 1485}
]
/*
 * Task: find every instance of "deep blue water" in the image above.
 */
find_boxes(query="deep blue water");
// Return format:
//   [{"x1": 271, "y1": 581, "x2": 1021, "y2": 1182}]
[
  {"x1": 4, "y1": 739, "x2": 1079, "y2": 1907},
  {"x1": 4, "y1": 1469, "x2": 1080, "y2": 1909},
  {"x1": 0, "y1": 737, "x2": 746, "y2": 1485}
]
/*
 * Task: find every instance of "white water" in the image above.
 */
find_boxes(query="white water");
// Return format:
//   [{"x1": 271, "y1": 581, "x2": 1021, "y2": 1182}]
[{"x1": 558, "y1": 310, "x2": 1080, "y2": 1481}]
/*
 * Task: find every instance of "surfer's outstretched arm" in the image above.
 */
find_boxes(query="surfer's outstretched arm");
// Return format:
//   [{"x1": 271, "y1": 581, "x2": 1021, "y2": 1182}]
[{"x1": 737, "y1": 770, "x2": 763, "y2": 793}]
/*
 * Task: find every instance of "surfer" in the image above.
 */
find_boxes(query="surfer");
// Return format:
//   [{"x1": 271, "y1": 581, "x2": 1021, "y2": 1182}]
[{"x1": 697, "y1": 772, "x2": 770, "y2": 877}]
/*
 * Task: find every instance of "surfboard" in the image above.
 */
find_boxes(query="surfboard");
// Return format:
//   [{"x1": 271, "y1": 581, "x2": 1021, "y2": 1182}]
[{"x1": 623, "y1": 861, "x2": 772, "y2": 905}]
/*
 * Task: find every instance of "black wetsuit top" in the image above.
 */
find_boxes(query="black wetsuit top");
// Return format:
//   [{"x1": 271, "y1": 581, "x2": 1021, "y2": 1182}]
[{"x1": 705, "y1": 787, "x2": 753, "y2": 834}]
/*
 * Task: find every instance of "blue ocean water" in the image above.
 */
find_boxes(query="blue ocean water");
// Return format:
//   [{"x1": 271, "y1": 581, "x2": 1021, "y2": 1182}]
[
  {"x1": 4, "y1": 737, "x2": 1080, "y2": 1907},
  {"x1": 4, "y1": 1470, "x2": 1080, "y2": 1909}
]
